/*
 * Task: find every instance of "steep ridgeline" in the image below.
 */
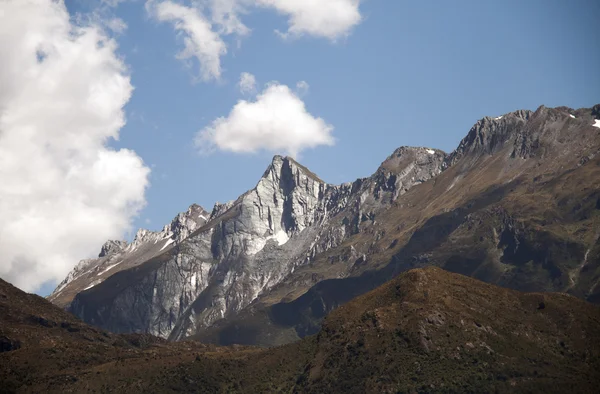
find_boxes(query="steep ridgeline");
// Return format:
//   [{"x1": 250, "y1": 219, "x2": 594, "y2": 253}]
[
  {"x1": 195, "y1": 104, "x2": 600, "y2": 347},
  {"x1": 55, "y1": 104, "x2": 600, "y2": 347},
  {"x1": 57, "y1": 150, "x2": 445, "y2": 339},
  {"x1": 48, "y1": 204, "x2": 209, "y2": 308}
]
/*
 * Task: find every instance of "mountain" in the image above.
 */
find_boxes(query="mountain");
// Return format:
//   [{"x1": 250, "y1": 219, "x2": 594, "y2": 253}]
[
  {"x1": 3, "y1": 268, "x2": 600, "y2": 393},
  {"x1": 52, "y1": 149, "x2": 444, "y2": 340},
  {"x1": 51, "y1": 104, "x2": 600, "y2": 346},
  {"x1": 195, "y1": 104, "x2": 600, "y2": 346}
]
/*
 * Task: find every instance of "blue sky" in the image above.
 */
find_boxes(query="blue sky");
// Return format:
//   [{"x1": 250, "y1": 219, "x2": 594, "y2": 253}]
[
  {"x1": 0, "y1": 0, "x2": 598, "y2": 293},
  {"x1": 94, "y1": 0, "x2": 600, "y2": 233}
]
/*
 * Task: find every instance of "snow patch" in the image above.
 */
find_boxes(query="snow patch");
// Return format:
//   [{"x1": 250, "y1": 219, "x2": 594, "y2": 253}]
[
  {"x1": 97, "y1": 262, "x2": 119, "y2": 276},
  {"x1": 569, "y1": 114, "x2": 575, "y2": 118},
  {"x1": 426, "y1": 149, "x2": 435, "y2": 155},
  {"x1": 447, "y1": 175, "x2": 462, "y2": 191},
  {"x1": 199, "y1": 214, "x2": 207, "y2": 220},
  {"x1": 275, "y1": 230, "x2": 289, "y2": 246},
  {"x1": 593, "y1": 119, "x2": 600, "y2": 129},
  {"x1": 160, "y1": 238, "x2": 175, "y2": 251},
  {"x1": 83, "y1": 279, "x2": 102, "y2": 291},
  {"x1": 494, "y1": 116, "x2": 503, "y2": 120},
  {"x1": 245, "y1": 238, "x2": 267, "y2": 256}
]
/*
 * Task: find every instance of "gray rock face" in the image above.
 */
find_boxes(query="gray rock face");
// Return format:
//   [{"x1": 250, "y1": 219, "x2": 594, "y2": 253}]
[
  {"x1": 60, "y1": 148, "x2": 446, "y2": 340},
  {"x1": 98, "y1": 240, "x2": 127, "y2": 258},
  {"x1": 447, "y1": 109, "x2": 533, "y2": 166},
  {"x1": 48, "y1": 204, "x2": 209, "y2": 308}
]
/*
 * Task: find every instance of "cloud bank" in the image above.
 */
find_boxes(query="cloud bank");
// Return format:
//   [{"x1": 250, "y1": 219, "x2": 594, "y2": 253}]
[
  {"x1": 195, "y1": 82, "x2": 334, "y2": 158},
  {"x1": 0, "y1": 0, "x2": 150, "y2": 292}
]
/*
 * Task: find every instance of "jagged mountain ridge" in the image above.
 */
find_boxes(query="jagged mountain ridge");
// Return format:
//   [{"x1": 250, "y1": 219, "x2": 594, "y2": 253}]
[
  {"x1": 52, "y1": 104, "x2": 600, "y2": 345},
  {"x1": 48, "y1": 204, "x2": 210, "y2": 307},
  {"x1": 54, "y1": 149, "x2": 444, "y2": 339},
  {"x1": 194, "y1": 104, "x2": 600, "y2": 346}
]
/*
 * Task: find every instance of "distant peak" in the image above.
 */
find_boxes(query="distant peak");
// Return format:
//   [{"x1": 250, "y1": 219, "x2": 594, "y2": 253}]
[
  {"x1": 185, "y1": 203, "x2": 208, "y2": 216},
  {"x1": 448, "y1": 108, "x2": 533, "y2": 164},
  {"x1": 377, "y1": 146, "x2": 446, "y2": 178},
  {"x1": 386, "y1": 146, "x2": 445, "y2": 158},
  {"x1": 98, "y1": 240, "x2": 127, "y2": 258},
  {"x1": 132, "y1": 228, "x2": 155, "y2": 243},
  {"x1": 271, "y1": 154, "x2": 285, "y2": 163},
  {"x1": 263, "y1": 155, "x2": 324, "y2": 183}
]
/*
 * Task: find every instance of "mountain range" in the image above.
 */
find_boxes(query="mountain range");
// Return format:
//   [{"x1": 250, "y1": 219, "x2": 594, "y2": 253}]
[{"x1": 47, "y1": 104, "x2": 600, "y2": 347}]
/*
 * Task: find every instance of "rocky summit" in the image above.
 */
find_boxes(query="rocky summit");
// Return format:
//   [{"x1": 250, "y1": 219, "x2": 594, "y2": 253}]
[{"x1": 48, "y1": 104, "x2": 600, "y2": 350}]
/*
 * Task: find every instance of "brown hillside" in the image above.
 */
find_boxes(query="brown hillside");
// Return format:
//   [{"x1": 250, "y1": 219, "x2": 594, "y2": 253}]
[{"x1": 3, "y1": 267, "x2": 600, "y2": 393}]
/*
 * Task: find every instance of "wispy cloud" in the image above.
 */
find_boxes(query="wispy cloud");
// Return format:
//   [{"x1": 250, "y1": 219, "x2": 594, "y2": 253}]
[
  {"x1": 147, "y1": 1, "x2": 227, "y2": 81},
  {"x1": 147, "y1": 0, "x2": 364, "y2": 83},
  {"x1": 238, "y1": 72, "x2": 257, "y2": 94},
  {"x1": 296, "y1": 80, "x2": 310, "y2": 96}
]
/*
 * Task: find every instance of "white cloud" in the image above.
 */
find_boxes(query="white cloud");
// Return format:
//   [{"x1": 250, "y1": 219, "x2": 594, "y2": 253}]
[
  {"x1": 0, "y1": 0, "x2": 150, "y2": 292},
  {"x1": 105, "y1": 17, "x2": 128, "y2": 34},
  {"x1": 148, "y1": 0, "x2": 363, "y2": 83},
  {"x1": 296, "y1": 80, "x2": 309, "y2": 95},
  {"x1": 102, "y1": 0, "x2": 141, "y2": 7},
  {"x1": 102, "y1": 0, "x2": 128, "y2": 6},
  {"x1": 209, "y1": 0, "x2": 250, "y2": 36},
  {"x1": 196, "y1": 82, "x2": 334, "y2": 158},
  {"x1": 148, "y1": 1, "x2": 227, "y2": 81},
  {"x1": 238, "y1": 72, "x2": 257, "y2": 94},
  {"x1": 254, "y1": 0, "x2": 362, "y2": 40}
]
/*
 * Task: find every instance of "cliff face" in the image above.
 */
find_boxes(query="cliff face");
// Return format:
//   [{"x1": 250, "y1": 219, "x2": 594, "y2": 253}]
[
  {"x1": 61, "y1": 149, "x2": 445, "y2": 339},
  {"x1": 48, "y1": 204, "x2": 209, "y2": 308}
]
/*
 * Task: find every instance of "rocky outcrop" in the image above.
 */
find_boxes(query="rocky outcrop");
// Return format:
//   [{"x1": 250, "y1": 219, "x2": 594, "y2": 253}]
[
  {"x1": 446, "y1": 109, "x2": 532, "y2": 166},
  {"x1": 48, "y1": 204, "x2": 209, "y2": 308},
  {"x1": 98, "y1": 240, "x2": 127, "y2": 258}
]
